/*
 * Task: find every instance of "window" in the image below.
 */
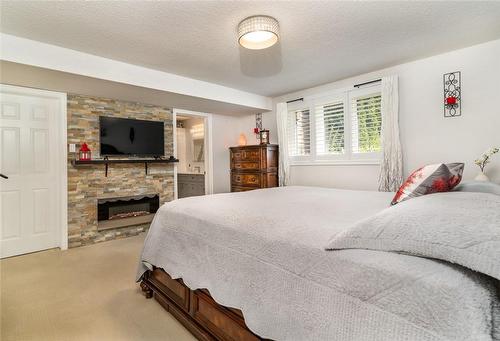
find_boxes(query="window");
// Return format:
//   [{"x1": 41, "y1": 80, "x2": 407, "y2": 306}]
[
  {"x1": 287, "y1": 108, "x2": 311, "y2": 156},
  {"x1": 351, "y1": 92, "x2": 382, "y2": 154},
  {"x1": 287, "y1": 85, "x2": 382, "y2": 164},
  {"x1": 315, "y1": 99, "x2": 345, "y2": 155}
]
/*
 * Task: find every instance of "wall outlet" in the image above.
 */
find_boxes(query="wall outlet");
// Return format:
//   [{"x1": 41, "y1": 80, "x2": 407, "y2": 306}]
[{"x1": 69, "y1": 143, "x2": 76, "y2": 153}]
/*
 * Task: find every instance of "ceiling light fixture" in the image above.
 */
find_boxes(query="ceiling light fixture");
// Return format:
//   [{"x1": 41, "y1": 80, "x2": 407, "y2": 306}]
[{"x1": 238, "y1": 15, "x2": 279, "y2": 50}]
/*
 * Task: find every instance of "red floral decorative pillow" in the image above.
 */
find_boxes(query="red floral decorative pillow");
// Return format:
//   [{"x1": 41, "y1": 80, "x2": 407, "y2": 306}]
[{"x1": 391, "y1": 163, "x2": 464, "y2": 205}]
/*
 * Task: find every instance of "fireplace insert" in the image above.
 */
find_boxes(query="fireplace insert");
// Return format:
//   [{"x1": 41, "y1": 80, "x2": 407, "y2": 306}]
[{"x1": 97, "y1": 194, "x2": 159, "y2": 230}]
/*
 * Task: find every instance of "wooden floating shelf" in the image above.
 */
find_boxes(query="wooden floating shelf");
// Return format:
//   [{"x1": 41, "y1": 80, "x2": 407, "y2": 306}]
[{"x1": 71, "y1": 158, "x2": 179, "y2": 176}]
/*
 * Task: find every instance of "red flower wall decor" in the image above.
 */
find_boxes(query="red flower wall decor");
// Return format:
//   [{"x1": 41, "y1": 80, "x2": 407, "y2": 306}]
[
  {"x1": 446, "y1": 96, "x2": 457, "y2": 105},
  {"x1": 444, "y1": 71, "x2": 461, "y2": 117}
]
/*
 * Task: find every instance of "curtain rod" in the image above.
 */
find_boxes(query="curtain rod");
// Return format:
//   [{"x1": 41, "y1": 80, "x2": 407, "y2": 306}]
[
  {"x1": 286, "y1": 98, "x2": 304, "y2": 104},
  {"x1": 354, "y1": 79, "x2": 381, "y2": 88},
  {"x1": 286, "y1": 79, "x2": 380, "y2": 103}
]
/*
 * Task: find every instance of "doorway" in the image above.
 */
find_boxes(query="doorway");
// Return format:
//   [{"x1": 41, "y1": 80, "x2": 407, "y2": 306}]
[
  {"x1": 0, "y1": 84, "x2": 68, "y2": 258},
  {"x1": 173, "y1": 109, "x2": 213, "y2": 199}
]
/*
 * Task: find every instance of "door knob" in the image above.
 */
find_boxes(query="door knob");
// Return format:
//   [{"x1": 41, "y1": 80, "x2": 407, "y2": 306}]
[{"x1": 0, "y1": 173, "x2": 8, "y2": 179}]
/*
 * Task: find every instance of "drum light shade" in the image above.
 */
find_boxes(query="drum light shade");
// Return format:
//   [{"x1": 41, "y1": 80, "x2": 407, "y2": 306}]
[{"x1": 238, "y1": 16, "x2": 280, "y2": 50}]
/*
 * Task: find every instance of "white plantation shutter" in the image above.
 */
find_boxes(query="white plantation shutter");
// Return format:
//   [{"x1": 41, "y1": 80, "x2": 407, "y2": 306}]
[
  {"x1": 315, "y1": 100, "x2": 345, "y2": 155},
  {"x1": 287, "y1": 108, "x2": 310, "y2": 156},
  {"x1": 286, "y1": 84, "x2": 383, "y2": 163},
  {"x1": 351, "y1": 93, "x2": 382, "y2": 153}
]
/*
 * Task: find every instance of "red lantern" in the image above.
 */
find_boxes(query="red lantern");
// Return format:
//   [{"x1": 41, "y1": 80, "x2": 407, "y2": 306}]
[
  {"x1": 446, "y1": 96, "x2": 457, "y2": 105},
  {"x1": 79, "y1": 142, "x2": 91, "y2": 161}
]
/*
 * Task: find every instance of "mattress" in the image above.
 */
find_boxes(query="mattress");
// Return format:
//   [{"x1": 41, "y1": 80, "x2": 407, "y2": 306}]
[{"x1": 138, "y1": 186, "x2": 499, "y2": 341}]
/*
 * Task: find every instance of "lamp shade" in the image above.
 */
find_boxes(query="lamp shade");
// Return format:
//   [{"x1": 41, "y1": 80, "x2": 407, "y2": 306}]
[
  {"x1": 238, "y1": 133, "x2": 248, "y2": 146},
  {"x1": 238, "y1": 16, "x2": 280, "y2": 50}
]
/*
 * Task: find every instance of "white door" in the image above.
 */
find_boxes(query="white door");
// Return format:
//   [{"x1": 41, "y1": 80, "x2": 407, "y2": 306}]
[{"x1": 0, "y1": 85, "x2": 65, "y2": 258}]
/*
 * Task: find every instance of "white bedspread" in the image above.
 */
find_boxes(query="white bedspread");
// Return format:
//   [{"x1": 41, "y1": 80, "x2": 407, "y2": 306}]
[{"x1": 137, "y1": 186, "x2": 499, "y2": 341}]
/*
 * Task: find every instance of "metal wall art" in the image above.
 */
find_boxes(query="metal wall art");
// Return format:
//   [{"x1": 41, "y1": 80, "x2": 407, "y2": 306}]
[
  {"x1": 444, "y1": 71, "x2": 461, "y2": 117},
  {"x1": 254, "y1": 113, "x2": 263, "y2": 140}
]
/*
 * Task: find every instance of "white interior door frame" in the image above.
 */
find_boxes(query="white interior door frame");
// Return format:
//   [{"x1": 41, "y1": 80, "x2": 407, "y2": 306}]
[
  {"x1": 0, "y1": 84, "x2": 68, "y2": 252},
  {"x1": 172, "y1": 108, "x2": 213, "y2": 199}
]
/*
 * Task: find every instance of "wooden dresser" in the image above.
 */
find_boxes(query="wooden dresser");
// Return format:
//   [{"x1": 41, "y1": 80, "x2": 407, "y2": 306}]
[{"x1": 230, "y1": 144, "x2": 279, "y2": 192}]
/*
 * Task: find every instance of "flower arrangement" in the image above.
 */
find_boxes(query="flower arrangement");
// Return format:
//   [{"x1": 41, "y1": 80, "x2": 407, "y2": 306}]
[{"x1": 474, "y1": 147, "x2": 499, "y2": 172}]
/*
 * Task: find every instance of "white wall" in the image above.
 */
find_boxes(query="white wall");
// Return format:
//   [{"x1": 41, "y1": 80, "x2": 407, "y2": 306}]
[
  {"x1": 211, "y1": 114, "x2": 242, "y2": 193},
  {"x1": 240, "y1": 39, "x2": 500, "y2": 189},
  {"x1": 236, "y1": 113, "x2": 278, "y2": 145}
]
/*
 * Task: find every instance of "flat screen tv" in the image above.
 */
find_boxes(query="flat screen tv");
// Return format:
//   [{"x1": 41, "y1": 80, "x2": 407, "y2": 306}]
[{"x1": 99, "y1": 116, "x2": 164, "y2": 157}]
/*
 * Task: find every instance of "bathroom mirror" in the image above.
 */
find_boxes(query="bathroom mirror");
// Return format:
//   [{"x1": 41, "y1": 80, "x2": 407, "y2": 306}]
[{"x1": 193, "y1": 139, "x2": 204, "y2": 162}]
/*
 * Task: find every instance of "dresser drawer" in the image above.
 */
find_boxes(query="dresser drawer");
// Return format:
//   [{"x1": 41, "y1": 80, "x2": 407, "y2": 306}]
[
  {"x1": 232, "y1": 149, "x2": 261, "y2": 162},
  {"x1": 232, "y1": 161, "x2": 260, "y2": 171},
  {"x1": 231, "y1": 186, "x2": 255, "y2": 192},
  {"x1": 178, "y1": 173, "x2": 205, "y2": 183},
  {"x1": 178, "y1": 182, "x2": 205, "y2": 198},
  {"x1": 232, "y1": 172, "x2": 261, "y2": 187}
]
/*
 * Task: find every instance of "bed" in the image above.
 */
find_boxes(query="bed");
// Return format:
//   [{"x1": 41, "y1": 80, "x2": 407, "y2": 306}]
[{"x1": 137, "y1": 186, "x2": 500, "y2": 341}]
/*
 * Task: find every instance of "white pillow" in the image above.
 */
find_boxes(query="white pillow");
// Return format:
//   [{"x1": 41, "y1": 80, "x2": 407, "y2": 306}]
[
  {"x1": 325, "y1": 192, "x2": 500, "y2": 280},
  {"x1": 454, "y1": 181, "x2": 500, "y2": 195}
]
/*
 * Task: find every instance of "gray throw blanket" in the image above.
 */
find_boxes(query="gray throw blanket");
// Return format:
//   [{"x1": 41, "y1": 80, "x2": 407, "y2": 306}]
[{"x1": 325, "y1": 192, "x2": 500, "y2": 280}]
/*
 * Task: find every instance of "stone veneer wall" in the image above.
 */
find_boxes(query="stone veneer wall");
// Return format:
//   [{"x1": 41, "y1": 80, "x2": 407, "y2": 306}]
[{"x1": 67, "y1": 94, "x2": 174, "y2": 248}]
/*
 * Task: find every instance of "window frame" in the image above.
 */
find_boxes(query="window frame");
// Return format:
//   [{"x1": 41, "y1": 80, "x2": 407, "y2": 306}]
[
  {"x1": 286, "y1": 101, "x2": 312, "y2": 163},
  {"x1": 288, "y1": 84, "x2": 382, "y2": 166}
]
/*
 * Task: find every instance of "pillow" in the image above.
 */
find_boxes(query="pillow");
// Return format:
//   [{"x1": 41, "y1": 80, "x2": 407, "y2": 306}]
[
  {"x1": 454, "y1": 181, "x2": 500, "y2": 196},
  {"x1": 325, "y1": 191, "x2": 500, "y2": 280},
  {"x1": 391, "y1": 163, "x2": 464, "y2": 205}
]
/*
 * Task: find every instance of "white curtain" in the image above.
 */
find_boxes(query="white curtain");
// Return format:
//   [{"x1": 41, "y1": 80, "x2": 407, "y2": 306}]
[
  {"x1": 378, "y1": 75, "x2": 403, "y2": 192},
  {"x1": 276, "y1": 102, "x2": 290, "y2": 186}
]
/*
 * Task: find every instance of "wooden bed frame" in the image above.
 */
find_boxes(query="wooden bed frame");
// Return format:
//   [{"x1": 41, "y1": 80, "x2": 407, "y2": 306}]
[
  {"x1": 141, "y1": 268, "x2": 500, "y2": 341},
  {"x1": 140, "y1": 268, "x2": 268, "y2": 341}
]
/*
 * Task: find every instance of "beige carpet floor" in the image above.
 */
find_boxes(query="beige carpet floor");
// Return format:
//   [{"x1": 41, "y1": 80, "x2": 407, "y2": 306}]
[{"x1": 0, "y1": 234, "x2": 196, "y2": 341}]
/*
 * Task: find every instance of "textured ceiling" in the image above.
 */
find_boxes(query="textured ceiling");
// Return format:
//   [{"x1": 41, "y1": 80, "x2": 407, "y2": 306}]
[{"x1": 1, "y1": 1, "x2": 500, "y2": 97}]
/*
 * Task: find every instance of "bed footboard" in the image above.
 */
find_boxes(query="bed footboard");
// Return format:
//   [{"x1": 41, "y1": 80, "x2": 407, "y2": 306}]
[{"x1": 141, "y1": 268, "x2": 267, "y2": 341}]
